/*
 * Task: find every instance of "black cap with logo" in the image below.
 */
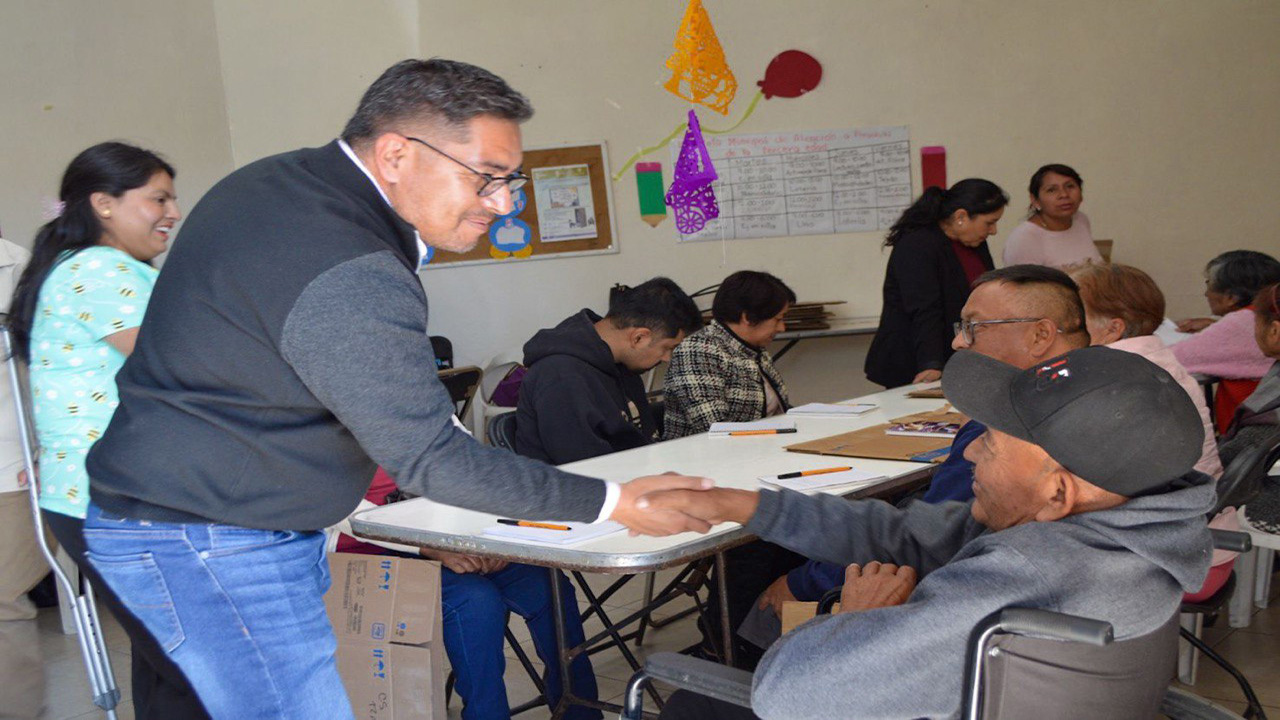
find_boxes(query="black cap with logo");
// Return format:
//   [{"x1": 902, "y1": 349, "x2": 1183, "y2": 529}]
[{"x1": 941, "y1": 346, "x2": 1204, "y2": 496}]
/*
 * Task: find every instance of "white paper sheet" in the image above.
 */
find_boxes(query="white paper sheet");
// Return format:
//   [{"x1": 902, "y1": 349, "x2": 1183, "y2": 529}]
[
  {"x1": 480, "y1": 520, "x2": 625, "y2": 546},
  {"x1": 759, "y1": 468, "x2": 885, "y2": 492},
  {"x1": 708, "y1": 417, "x2": 797, "y2": 435}
]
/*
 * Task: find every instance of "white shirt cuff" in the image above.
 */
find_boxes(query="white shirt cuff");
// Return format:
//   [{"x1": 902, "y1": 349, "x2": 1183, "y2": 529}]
[{"x1": 594, "y1": 481, "x2": 622, "y2": 523}]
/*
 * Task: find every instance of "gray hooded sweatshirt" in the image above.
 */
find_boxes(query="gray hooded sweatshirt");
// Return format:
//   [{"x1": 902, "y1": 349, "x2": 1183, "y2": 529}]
[{"x1": 744, "y1": 473, "x2": 1215, "y2": 719}]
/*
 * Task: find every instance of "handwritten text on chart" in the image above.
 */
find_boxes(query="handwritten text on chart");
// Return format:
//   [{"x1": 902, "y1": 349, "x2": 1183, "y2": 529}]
[{"x1": 675, "y1": 126, "x2": 912, "y2": 242}]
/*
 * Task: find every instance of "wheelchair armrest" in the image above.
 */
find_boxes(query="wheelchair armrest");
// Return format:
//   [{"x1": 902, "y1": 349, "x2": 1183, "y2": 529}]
[
  {"x1": 622, "y1": 653, "x2": 753, "y2": 720},
  {"x1": 641, "y1": 652, "x2": 754, "y2": 707},
  {"x1": 1211, "y1": 529, "x2": 1252, "y2": 553},
  {"x1": 995, "y1": 608, "x2": 1114, "y2": 646}
]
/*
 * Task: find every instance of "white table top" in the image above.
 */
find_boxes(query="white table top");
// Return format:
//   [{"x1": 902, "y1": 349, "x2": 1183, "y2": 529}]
[{"x1": 350, "y1": 384, "x2": 947, "y2": 572}]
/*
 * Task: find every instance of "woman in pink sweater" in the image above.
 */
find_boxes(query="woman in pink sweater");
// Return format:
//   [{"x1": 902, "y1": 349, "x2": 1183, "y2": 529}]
[
  {"x1": 1071, "y1": 263, "x2": 1223, "y2": 479},
  {"x1": 1171, "y1": 250, "x2": 1280, "y2": 430},
  {"x1": 1002, "y1": 164, "x2": 1102, "y2": 269}
]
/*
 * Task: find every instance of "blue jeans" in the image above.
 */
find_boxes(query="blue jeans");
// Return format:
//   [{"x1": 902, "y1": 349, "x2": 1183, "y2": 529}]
[
  {"x1": 82, "y1": 503, "x2": 353, "y2": 720},
  {"x1": 442, "y1": 563, "x2": 601, "y2": 720}
]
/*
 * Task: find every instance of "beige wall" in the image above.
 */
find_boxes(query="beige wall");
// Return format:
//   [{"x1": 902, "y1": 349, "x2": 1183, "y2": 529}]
[
  {"x1": 1, "y1": 1, "x2": 1277, "y2": 403},
  {"x1": 0, "y1": 0, "x2": 234, "y2": 253},
  {"x1": 211, "y1": 0, "x2": 419, "y2": 166}
]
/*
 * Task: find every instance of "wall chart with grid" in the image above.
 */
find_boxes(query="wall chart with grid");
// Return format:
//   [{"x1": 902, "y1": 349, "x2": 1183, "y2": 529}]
[{"x1": 675, "y1": 126, "x2": 911, "y2": 242}]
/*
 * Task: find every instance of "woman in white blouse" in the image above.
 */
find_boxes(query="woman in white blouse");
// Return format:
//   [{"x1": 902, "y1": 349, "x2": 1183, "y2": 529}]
[{"x1": 1002, "y1": 164, "x2": 1102, "y2": 269}]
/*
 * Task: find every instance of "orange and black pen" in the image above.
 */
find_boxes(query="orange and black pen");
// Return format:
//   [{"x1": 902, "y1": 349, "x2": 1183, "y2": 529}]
[
  {"x1": 498, "y1": 519, "x2": 572, "y2": 531},
  {"x1": 727, "y1": 428, "x2": 798, "y2": 436},
  {"x1": 775, "y1": 466, "x2": 852, "y2": 480}
]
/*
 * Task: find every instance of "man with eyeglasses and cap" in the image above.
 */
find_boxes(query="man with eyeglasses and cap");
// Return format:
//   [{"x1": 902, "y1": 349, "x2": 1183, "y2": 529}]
[
  {"x1": 644, "y1": 346, "x2": 1215, "y2": 720},
  {"x1": 78, "y1": 59, "x2": 714, "y2": 718}
]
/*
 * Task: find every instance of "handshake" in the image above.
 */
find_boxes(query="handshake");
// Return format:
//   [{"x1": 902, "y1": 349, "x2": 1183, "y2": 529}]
[{"x1": 608, "y1": 473, "x2": 760, "y2": 537}]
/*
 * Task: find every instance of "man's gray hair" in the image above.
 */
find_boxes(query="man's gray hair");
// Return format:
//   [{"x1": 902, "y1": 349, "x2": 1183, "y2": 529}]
[{"x1": 341, "y1": 58, "x2": 533, "y2": 146}]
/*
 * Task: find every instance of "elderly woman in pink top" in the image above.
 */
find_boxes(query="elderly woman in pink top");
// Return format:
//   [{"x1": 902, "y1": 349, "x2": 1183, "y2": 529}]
[
  {"x1": 1070, "y1": 262, "x2": 1223, "y2": 479},
  {"x1": 1002, "y1": 164, "x2": 1102, "y2": 269},
  {"x1": 1171, "y1": 250, "x2": 1280, "y2": 431}
]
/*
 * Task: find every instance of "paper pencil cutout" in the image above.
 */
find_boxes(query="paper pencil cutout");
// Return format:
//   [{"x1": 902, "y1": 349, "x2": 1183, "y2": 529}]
[
  {"x1": 663, "y1": 0, "x2": 737, "y2": 115},
  {"x1": 636, "y1": 162, "x2": 668, "y2": 227},
  {"x1": 665, "y1": 110, "x2": 720, "y2": 234}
]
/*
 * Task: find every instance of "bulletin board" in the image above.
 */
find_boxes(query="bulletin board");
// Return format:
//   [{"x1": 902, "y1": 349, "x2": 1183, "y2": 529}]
[{"x1": 421, "y1": 142, "x2": 618, "y2": 268}]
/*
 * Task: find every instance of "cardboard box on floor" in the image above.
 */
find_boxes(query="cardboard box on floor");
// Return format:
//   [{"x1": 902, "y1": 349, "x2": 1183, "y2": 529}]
[{"x1": 325, "y1": 553, "x2": 446, "y2": 720}]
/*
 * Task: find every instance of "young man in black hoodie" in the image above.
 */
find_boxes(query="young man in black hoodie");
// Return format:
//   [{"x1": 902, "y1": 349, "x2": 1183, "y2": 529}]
[{"x1": 516, "y1": 278, "x2": 702, "y2": 464}]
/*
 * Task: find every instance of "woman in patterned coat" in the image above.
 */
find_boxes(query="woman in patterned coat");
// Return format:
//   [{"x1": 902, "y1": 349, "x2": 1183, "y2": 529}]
[
  {"x1": 660, "y1": 270, "x2": 803, "y2": 668},
  {"x1": 663, "y1": 270, "x2": 793, "y2": 439}
]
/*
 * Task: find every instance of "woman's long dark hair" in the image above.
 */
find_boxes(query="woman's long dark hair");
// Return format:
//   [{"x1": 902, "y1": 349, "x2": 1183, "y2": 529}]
[
  {"x1": 10, "y1": 142, "x2": 175, "y2": 361},
  {"x1": 884, "y1": 178, "x2": 1008, "y2": 247}
]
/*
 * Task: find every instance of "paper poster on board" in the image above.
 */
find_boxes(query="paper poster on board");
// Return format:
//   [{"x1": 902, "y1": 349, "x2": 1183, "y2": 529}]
[
  {"x1": 673, "y1": 126, "x2": 912, "y2": 242},
  {"x1": 531, "y1": 164, "x2": 598, "y2": 242}
]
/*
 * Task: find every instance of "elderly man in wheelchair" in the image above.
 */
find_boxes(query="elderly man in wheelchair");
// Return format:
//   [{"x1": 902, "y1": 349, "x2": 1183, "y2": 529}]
[{"x1": 628, "y1": 346, "x2": 1244, "y2": 720}]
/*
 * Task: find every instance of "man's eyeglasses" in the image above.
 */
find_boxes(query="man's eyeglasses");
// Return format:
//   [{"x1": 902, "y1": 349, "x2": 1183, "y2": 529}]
[
  {"x1": 953, "y1": 318, "x2": 1045, "y2": 345},
  {"x1": 404, "y1": 136, "x2": 529, "y2": 197}
]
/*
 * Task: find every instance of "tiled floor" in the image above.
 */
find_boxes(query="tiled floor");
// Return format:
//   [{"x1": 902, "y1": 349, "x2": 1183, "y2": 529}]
[{"x1": 31, "y1": 567, "x2": 1280, "y2": 719}]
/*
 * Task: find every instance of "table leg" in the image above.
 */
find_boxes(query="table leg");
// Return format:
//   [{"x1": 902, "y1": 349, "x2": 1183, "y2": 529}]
[
  {"x1": 548, "y1": 568, "x2": 573, "y2": 720},
  {"x1": 715, "y1": 551, "x2": 734, "y2": 667},
  {"x1": 772, "y1": 339, "x2": 800, "y2": 362},
  {"x1": 571, "y1": 572, "x2": 665, "y2": 710}
]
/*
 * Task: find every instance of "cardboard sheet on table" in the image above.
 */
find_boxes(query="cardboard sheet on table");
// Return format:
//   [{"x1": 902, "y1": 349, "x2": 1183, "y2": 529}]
[
  {"x1": 784, "y1": 410, "x2": 967, "y2": 462},
  {"x1": 785, "y1": 423, "x2": 954, "y2": 461}
]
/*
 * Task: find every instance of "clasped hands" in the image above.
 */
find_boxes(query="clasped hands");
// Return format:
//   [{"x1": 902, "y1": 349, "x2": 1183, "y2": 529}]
[{"x1": 610, "y1": 476, "x2": 760, "y2": 537}]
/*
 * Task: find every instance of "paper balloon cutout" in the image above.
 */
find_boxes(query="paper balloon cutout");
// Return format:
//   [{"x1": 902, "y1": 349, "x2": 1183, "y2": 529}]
[
  {"x1": 665, "y1": 110, "x2": 720, "y2": 234},
  {"x1": 757, "y1": 50, "x2": 822, "y2": 99},
  {"x1": 664, "y1": 0, "x2": 737, "y2": 115}
]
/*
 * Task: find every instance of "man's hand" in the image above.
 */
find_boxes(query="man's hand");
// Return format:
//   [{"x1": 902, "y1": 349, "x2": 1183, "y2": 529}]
[
  {"x1": 635, "y1": 487, "x2": 760, "y2": 528},
  {"x1": 1176, "y1": 317, "x2": 1215, "y2": 333},
  {"x1": 837, "y1": 562, "x2": 917, "y2": 614},
  {"x1": 912, "y1": 369, "x2": 942, "y2": 384},
  {"x1": 422, "y1": 549, "x2": 490, "y2": 575},
  {"x1": 611, "y1": 473, "x2": 717, "y2": 536},
  {"x1": 759, "y1": 574, "x2": 797, "y2": 617}
]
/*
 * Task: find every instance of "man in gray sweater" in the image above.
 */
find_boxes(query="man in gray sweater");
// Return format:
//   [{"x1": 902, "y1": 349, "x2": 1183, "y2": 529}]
[
  {"x1": 80, "y1": 59, "x2": 712, "y2": 719},
  {"x1": 647, "y1": 346, "x2": 1214, "y2": 719}
]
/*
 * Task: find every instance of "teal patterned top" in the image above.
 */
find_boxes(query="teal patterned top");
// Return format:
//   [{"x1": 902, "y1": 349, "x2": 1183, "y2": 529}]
[{"x1": 31, "y1": 246, "x2": 156, "y2": 518}]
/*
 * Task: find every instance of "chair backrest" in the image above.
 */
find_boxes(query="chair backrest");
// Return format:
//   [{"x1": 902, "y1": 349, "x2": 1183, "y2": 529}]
[
  {"x1": 487, "y1": 411, "x2": 518, "y2": 452},
  {"x1": 978, "y1": 612, "x2": 1178, "y2": 720},
  {"x1": 649, "y1": 399, "x2": 665, "y2": 439},
  {"x1": 430, "y1": 335, "x2": 454, "y2": 370},
  {"x1": 1215, "y1": 443, "x2": 1271, "y2": 515},
  {"x1": 1093, "y1": 238, "x2": 1113, "y2": 263},
  {"x1": 437, "y1": 366, "x2": 482, "y2": 420}
]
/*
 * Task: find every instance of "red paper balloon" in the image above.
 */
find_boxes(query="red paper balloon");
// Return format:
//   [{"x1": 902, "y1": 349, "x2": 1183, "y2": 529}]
[{"x1": 757, "y1": 50, "x2": 822, "y2": 99}]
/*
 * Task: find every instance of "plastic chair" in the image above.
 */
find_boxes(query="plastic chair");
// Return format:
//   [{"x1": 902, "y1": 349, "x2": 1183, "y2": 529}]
[
  {"x1": 487, "y1": 411, "x2": 518, "y2": 452},
  {"x1": 1230, "y1": 438, "x2": 1280, "y2": 631},
  {"x1": 0, "y1": 322, "x2": 121, "y2": 718},
  {"x1": 1180, "y1": 444, "x2": 1272, "y2": 683}
]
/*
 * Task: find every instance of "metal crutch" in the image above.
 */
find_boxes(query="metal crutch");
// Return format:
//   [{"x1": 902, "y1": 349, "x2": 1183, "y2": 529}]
[{"x1": 1, "y1": 320, "x2": 120, "y2": 718}]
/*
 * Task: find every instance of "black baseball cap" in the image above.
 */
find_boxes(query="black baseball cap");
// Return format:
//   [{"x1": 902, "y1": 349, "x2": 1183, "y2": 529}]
[{"x1": 941, "y1": 347, "x2": 1204, "y2": 496}]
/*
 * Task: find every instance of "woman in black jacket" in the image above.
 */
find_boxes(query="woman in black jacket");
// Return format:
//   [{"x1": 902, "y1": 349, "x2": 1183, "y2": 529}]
[{"x1": 865, "y1": 179, "x2": 1009, "y2": 388}]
